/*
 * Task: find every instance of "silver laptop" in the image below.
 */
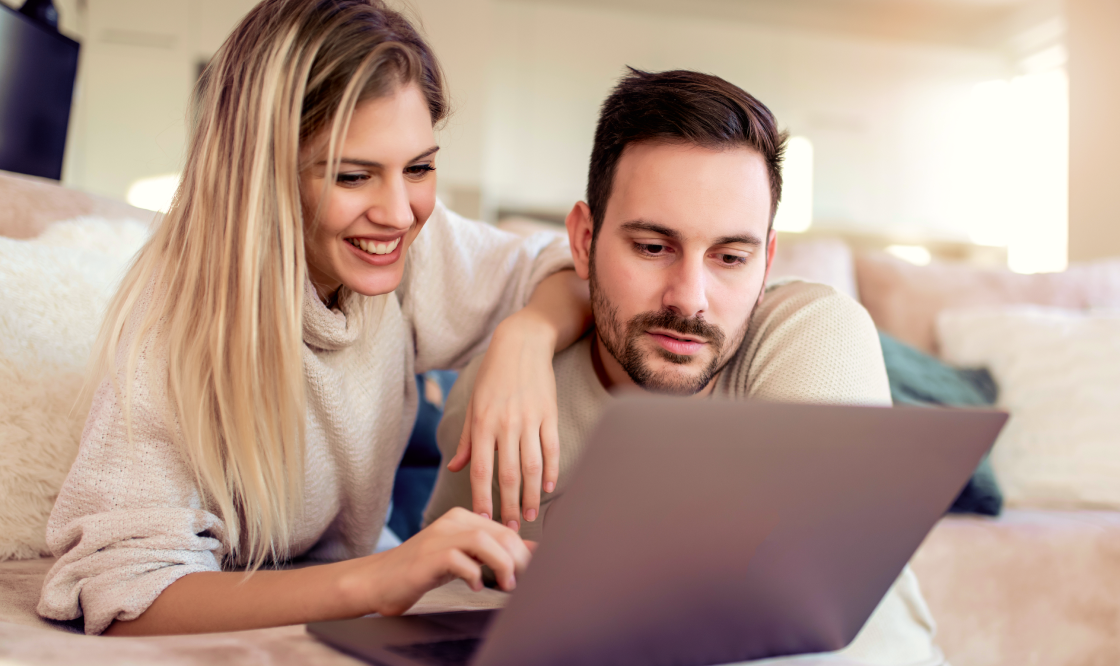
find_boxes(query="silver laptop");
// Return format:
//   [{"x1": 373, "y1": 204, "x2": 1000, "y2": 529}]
[{"x1": 310, "y1": 398, "x2": 1006, "y2": 666}]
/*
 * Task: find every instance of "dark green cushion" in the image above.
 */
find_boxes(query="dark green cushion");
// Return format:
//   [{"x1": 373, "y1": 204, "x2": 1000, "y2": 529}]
[{"x1": 878, "y1": 331, "x2": 1003, "y2": 516}]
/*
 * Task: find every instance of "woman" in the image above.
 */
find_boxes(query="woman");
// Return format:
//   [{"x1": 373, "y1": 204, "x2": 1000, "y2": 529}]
[{"x1": 38, "y1": 0, "x2": 586, "y2": 635}]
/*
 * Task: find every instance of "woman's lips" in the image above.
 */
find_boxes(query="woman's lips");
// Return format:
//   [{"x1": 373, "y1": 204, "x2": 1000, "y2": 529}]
[
  {"x1": 345, "y1": 235, "x2": 404, "y2": 266},
  {"x1": 648, "y1": 332, "x2": 705, "y2": 356}
]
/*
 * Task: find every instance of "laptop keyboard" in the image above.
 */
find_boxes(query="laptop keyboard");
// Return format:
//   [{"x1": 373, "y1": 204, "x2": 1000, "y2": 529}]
[{"x1": 386, "y1": 637, "x2": 481, "y2": 666}]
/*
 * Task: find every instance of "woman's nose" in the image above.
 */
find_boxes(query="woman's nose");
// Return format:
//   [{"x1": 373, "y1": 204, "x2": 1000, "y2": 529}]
[{"x1": 367, "y1": 175, "x2": 414, "y2": 230}]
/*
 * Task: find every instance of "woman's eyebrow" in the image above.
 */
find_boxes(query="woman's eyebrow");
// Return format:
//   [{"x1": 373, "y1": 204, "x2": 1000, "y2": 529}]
[{"x1": 320, "y1": 146, "x2": 440, "y2": 168}]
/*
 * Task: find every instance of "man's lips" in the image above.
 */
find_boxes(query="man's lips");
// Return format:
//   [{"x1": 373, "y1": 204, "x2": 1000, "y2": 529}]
[{"x1": 648, "y1": 331, "x2": 706, "y2": 356}]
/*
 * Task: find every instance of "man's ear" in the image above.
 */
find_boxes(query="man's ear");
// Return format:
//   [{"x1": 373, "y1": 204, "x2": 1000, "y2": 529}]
[
  {"x1": 757, "y1": 228, "x2": 778, "y2": 306},
  {"x1": 565, "y1": 201, "x2": 594, "y2": 281}
]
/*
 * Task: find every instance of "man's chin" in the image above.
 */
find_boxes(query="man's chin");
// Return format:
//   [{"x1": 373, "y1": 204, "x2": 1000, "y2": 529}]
[{"x1": 628, "y1": 357, "x2": 714, "y2": 396}]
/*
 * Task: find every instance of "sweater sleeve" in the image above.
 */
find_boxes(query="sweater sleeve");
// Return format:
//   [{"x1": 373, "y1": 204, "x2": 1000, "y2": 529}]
[
  {"x1": 37, "y1": 316, "x2": 227, "y2": 635},
  {"x1": 397, "y1": 201, "x2": 573, "y2": 374},
  {"x1": 721, "y1": 280, "x2": 892, "y2": 407}
]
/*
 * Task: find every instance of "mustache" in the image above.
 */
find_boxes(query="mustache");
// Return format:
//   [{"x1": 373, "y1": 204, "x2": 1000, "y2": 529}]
[{"x1": 629, "y1": 310, "x2": 725, "y2": 346}]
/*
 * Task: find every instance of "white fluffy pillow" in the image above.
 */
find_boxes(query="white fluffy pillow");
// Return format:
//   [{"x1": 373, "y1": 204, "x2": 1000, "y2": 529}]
[
  {"x1": 937, "y1": 306, "x2": 1120, "y2": 510},
  {"x1": 0, "y1": 218, "x2": 150, "y2": 561}
]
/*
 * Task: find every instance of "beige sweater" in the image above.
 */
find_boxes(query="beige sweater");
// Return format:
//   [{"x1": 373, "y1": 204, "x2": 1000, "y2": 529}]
[
  {"x1": 37, "y1": 202, "x2": 573, "y2": 635},
  {"x1": 426, "y1": 280, "x2": 943, "y2": 666}
]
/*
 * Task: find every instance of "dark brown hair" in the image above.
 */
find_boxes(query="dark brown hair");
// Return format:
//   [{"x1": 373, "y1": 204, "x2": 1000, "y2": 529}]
[{"x1": 587, "y1": 68, "x2": 787, "y2": 237}]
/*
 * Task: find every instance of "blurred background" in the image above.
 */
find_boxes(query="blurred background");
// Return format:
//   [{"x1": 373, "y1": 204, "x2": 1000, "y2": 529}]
[{"x1": 2, "y1": 0, "x2": 1117, "y2": 273}]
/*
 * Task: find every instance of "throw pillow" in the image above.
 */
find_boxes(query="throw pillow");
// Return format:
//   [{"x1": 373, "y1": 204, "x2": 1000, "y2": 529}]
[
  {"x1": 856, "y1": 251, "x2": 1120, "y2": 355},
  {"x1": 769, "y1": 237, "x2": 859, "y2": 301},
  {"x1": 878, "y1": 331, "x2": 1002, "y2": 515},
  {"x1": 0, "y1": 219, "x2": 149, "y2": 561},
  {"x1": 937, "y1": 306, "x2": 1120, "y2": 510}
]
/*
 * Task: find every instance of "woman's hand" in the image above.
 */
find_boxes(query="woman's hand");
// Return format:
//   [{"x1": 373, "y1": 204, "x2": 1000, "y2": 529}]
[
  {"x1": 446, "y1": 270, "x2": 590, "y2": 532},
  {"x1": 447, "y1": 310, "x2": 561, "y2": 531},
  {"x1": 342, "y1": 508, "x2": 532, "y2": 617}
]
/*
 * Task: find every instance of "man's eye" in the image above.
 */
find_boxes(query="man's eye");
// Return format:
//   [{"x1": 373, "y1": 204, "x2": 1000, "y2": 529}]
[
  {"x1": 637, "y1": 243, "x2": 667, "y2": 255},
  {"x1": 717, "y1": 254, "x2": 747, "y2": 266}
]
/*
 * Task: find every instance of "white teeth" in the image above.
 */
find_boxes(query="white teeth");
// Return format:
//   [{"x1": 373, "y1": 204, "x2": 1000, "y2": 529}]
[{"x1": 351, "y1": 237, "x2": 400, "y2": 256}]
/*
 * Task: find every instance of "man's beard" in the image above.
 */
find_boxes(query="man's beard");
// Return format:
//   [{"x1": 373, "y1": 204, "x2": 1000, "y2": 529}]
[{"x1": 590, "y1": 261, "x2": 750, "y2": 396}]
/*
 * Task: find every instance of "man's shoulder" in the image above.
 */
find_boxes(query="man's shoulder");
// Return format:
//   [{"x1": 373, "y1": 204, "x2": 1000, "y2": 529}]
[
  {"x1": 748, "y1": 278, "x2": 869, "y2": 340},
  {"x1": 719, "y1": 278, "x2": 888, "y2": 403}
]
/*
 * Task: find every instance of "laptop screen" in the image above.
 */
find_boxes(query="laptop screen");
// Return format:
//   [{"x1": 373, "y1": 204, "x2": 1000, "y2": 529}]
[{"x1": 0, "y1": 4, "x2": 80, "y2": 181}]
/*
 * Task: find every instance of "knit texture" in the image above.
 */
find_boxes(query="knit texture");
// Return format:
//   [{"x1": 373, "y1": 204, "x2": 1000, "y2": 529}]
[
  {"x1": 427, "y1": 280, "x2": 942, "y2": 665},
  {"x1": 36, "y1": 202, "x2": 573, "y2": 635}
]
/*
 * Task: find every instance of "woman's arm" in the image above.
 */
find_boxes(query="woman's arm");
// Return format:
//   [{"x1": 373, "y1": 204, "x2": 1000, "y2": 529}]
[
  {"x1": 104, "y1": 508, "x2": 530, "y2": 636},
  {"x1": 445, "y1": 269, "x2": 591, "y2": 532},
  {"x1": 396, "y1": 204, "x2": 590, "y2": 536}
]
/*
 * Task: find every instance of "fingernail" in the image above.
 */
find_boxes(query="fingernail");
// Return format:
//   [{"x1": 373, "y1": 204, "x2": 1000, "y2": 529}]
[
  {"x1": 525, "y1": 508, "x2": 538, "y2": 522},
  {"x1": 480, "y1": 513, "x2": 490, "y2": 520},
  {"x1": 544, "y1": 482, "x2": 555, "y2": 493},
  {"x1": 507, "y1": 520, "x2": 519, "y2": 532},
  {"x1": 506, "y1": 575, "x2": 516, "y2": 590}
]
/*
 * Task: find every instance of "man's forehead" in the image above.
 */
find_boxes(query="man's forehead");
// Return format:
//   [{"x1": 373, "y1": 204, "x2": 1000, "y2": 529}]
[{"x1": 605, "y1": 141, "x2": 771, "y2": 242}]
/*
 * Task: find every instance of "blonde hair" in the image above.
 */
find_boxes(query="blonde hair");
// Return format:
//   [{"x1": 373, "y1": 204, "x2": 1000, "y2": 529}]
[{"x1": 88, "y1": 0, "x2": 446, "y2": 568}]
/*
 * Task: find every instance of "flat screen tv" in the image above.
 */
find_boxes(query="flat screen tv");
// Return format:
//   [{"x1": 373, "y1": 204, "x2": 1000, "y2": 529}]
[{"x1": 0, "y1": 3, "x2": 79, "y2": 181}]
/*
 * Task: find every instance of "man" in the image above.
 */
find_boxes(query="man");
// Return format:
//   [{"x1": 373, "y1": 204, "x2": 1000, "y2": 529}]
[{"x1": 425, "y1": 68, "x2": 943, "y2": 665}]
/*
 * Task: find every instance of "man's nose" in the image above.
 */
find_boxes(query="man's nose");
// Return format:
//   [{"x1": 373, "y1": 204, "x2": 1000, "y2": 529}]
[
  {"x1": 366, "y1": 174, "x2": 414, "y2": 230},
  {"x1": 662, "y1": 253, "x2": 709, "y2": 318}
]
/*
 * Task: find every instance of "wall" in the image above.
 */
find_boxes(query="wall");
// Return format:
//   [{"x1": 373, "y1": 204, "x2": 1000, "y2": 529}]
[
  {"x1": 21, "y1": 0, "x2": 1076, "y2": 265},
  {"x1": 1067, "y1": 0, "x2": 1120, "y2": 262},
  {"x1": 51, "y1": 0, "x2": 259, "y2": 200},
  {"x1": 482, "y1": 2, "x2": 1012, "y2": 244}
]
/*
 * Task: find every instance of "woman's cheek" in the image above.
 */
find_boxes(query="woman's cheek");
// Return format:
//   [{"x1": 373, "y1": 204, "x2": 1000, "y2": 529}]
[{"x1": 411, "y1": 179, "x2": 437, "y2": 221}]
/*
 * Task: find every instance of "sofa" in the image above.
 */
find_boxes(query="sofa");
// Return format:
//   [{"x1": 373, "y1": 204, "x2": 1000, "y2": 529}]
[{"x1": 2, "y1": 170, "x2": 1119, "y2": 665}]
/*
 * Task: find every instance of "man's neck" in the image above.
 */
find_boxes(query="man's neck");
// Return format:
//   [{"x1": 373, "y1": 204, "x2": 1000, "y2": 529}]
[{"x1": 590, "y1": 329, "x2": 718, "y2": 397}]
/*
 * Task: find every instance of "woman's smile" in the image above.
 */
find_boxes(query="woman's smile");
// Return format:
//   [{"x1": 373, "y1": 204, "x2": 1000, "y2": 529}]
[{"x1": 344, "y1": 233, "x2": 406, "y2": 266}]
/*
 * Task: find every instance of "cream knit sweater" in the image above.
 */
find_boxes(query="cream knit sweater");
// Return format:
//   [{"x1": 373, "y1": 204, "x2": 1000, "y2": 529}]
[
  {"x1": 37, "y1": 202, "x2": 573, "y2": 635},
  {"x1": 427, "y1": 280, "x2": 944, "y2": 666}
]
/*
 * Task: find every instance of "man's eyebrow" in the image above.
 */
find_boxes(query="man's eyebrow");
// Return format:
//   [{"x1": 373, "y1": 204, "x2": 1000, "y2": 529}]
[
  {"x1": 621, "y1": 221, "x2": 763, "y2": 247},
  {"x1": 712, "y1": 233, "x2": 764, "y2": 247},
  {"x1": 620, "y1": 220, "x2": 682, "y2": 241},
  {"x1": 317, "y1": 145, "x2": 440, "y2": 168}
]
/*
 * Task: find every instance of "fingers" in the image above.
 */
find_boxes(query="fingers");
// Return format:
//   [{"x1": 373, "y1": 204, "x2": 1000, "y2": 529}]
[
  {"x1": 460, "y1": 530, "x2": 519, "y2": 591},
  {"x1": 436, "y1": 509, "x2": 533, "y2": 591},
  {"x1": 519, "y1": 424, "x2": 543, "y2": 525},
  {"x1": 468, "y1": 411, "x2": 496, "y2": 520},
  {"x1": 496, "y1": 426, "x2": 522, "y2": 531},
  {"x1": 447, "y1": 397, "x2": 474, "y2": 473},
  {"x1": 541, "y1": 409, "x2": 560, "y2": 495},
  {"x1": 443, "y1": 549, "x2": 485, "y2": 592}
]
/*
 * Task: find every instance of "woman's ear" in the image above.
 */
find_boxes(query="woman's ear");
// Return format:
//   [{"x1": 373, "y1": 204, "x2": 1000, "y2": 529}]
[{"x1": 565, "y1": 201, "x2": 594, "y2": 281}]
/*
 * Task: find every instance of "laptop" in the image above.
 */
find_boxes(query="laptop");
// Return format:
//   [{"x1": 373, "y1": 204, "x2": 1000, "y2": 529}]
[{"x1": 310, "y1": 398, "x2": 1007, "y2": 666}]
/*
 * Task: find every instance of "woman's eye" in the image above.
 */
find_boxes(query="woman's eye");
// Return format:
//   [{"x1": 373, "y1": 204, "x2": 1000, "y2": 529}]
[
  {"x1": 405, "y1": 163, "x2": 436, "y2": 177},
  {"x1": 336, "y1": 173, "x2": 367, "y2": 186}
]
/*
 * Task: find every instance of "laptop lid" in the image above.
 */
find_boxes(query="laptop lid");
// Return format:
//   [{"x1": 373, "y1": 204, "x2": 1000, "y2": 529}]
[{"x1": 469, "y1": 398, "x2": 1005, "y2": 666}]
